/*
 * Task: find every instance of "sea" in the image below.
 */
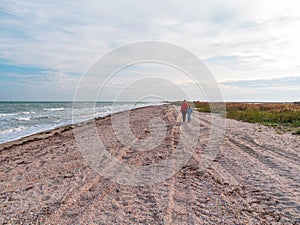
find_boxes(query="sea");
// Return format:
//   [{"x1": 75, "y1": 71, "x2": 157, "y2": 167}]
[{"x1": 0, "y1": 101, "x2": 163, "y2": 144}]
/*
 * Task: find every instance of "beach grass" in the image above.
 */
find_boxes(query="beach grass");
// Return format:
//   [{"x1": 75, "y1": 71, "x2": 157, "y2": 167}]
[
  {"x1": 193, "y1": 101, "x2": 300, "y2": 134},
  {"x1": 293, "y1": 129, "x2": 300, "y2": 135}
]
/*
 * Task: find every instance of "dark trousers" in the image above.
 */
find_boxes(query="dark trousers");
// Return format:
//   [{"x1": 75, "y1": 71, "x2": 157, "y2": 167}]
[{"x1": 182, "y1": 111, "x2": 187, "y2": 122}]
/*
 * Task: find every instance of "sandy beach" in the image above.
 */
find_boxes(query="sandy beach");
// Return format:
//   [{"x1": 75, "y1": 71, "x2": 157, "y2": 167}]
[{"x1": 0, "y1": 104, "x2": 299, "y2": 224}]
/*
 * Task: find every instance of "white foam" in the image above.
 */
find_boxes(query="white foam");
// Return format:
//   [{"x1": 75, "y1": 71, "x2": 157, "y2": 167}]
[
  {"x1": 0, "y1": 126, "x2": 26, "y2": 135},
  {"x1": 0, "y1": 111, "x2": 33, "y2": 118},
  {"x1": 0, "y1": 112, "x2": 19, "y2": 117},
  {"x1": 43, "y1": 107, "x2": 65, "y2": 111},
  {"x1": 16, "y1": 117, "x2": 31, "y2": 121},
  {"x1": 21, "y1": 111, "x2": 31, "y2": 115}
]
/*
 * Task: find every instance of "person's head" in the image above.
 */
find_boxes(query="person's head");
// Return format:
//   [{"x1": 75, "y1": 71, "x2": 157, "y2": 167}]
[{"x1": 183, "y1": 99, "x2": 186, "y2": 102}]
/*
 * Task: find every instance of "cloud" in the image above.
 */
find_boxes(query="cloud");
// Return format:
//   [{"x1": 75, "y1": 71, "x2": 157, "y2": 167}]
[
  {"x1": 1, "y1": 69, "x2": 78, "y2": 89},
  {"x1": 219, "y1": 76, "x2": 300, "y2": 102},
  {"x1": 220, "y1": 76, "x2": 300, "y2": 88},
  {"x1": 0, "y1": 0, "x2": 300, "y2": 101}
]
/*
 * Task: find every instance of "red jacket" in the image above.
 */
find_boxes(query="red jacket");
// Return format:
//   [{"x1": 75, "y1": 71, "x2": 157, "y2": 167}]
[{"x1": 181, "y1": 102, "x2": 188, "y2": 112}]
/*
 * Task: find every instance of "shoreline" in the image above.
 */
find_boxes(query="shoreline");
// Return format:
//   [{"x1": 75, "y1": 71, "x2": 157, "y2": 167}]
[
  {"x1": 0, "y1": 104, "x2": 299, "y2": 224},
  {"x1": 0, "y1": 104, "x2": 165, "y2": 150},
  {"x1": 1, "y1": 102, "x2": 297, "y2": 151},
  {"x1": 2, "y1": 101, "x2": 298, "y2": 147}
]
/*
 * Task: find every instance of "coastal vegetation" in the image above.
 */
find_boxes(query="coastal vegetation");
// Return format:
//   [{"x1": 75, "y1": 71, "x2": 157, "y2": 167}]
[
  {"x1": 195, "y1": 101, "x2": 300, "y2": 134},
  {"x1": 178, "y1": 101, "x2": 300, "y2": 134}
]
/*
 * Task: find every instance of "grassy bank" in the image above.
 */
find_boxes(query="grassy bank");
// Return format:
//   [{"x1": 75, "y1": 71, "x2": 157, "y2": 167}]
[{"x1": 193, "y1": 101, "x2": 300, "y2": 134}]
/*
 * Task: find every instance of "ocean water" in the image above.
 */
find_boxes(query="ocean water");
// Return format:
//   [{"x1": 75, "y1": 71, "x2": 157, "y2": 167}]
[{"x1": 0, "y1": 101, "x2": 162, "y2": 144}]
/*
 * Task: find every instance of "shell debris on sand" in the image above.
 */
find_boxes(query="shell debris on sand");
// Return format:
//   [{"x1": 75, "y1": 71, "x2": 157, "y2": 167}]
[{"x1": 0, "y1": 105, "x2": 299, "y2": 224}]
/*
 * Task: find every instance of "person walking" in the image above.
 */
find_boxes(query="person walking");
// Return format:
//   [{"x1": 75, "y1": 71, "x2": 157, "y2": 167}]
[
  {"x1": 180, "y1": 100, "x2": 188, "y2": 123},
  {"x1": 187, "y1": 105, "x2": 193, "y2": 122}
]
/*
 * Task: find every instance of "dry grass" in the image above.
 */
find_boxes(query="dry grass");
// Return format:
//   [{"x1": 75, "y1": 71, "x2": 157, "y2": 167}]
[{"x1": 193, "y1": 101, "x2": 300, "y2": 134}]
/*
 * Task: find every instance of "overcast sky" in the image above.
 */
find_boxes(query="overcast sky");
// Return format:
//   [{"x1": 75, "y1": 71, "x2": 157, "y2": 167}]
[{"x1": 0, "y1": 0, "x2": 299, "y2": 101}]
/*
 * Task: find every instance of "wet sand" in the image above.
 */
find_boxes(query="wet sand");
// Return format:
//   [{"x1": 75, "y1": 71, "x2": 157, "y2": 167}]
[{"x1": 0, "y1": 104, "x2": 299, "y2": 224}]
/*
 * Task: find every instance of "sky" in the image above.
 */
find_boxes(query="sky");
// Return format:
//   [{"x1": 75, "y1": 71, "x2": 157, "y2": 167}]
[{"x1": 0, "y1": 0, "x2": 299, "y2": 102}]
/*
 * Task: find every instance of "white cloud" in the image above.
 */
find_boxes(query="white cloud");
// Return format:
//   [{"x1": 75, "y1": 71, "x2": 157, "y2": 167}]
[
  {"x1": 0, "y1": 0, "x2": 300, "y2": 100},
  {"x1": 2, "y1": 70, "x2": 78, "y2": 89}
]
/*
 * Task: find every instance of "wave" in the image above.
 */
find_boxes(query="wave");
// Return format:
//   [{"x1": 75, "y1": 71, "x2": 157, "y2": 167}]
[
  {"x1": 34, "y1": 116, "x2": 51, "y2": 120},
  {"x1": 0, "y1": 102, "x2": 163, "y2": 144},
  {"x1": 16, "y1": 117, "x2": 31, "y2": 121},
  {"x1": 0, "y1": 126, "x2": 26, "y2": 135},
  {"x1": 21, "y1": 111, "x2": 32, "y2": 115},
  {"x1": 0, "y1": 111, "x2": 34, "y2": 118},
  {"x1": 0, "y1": 112, "x2": 19, "y2": 117},
  {"x1": 43, "y1": 107, "x2": 65, "y2": 111}
]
